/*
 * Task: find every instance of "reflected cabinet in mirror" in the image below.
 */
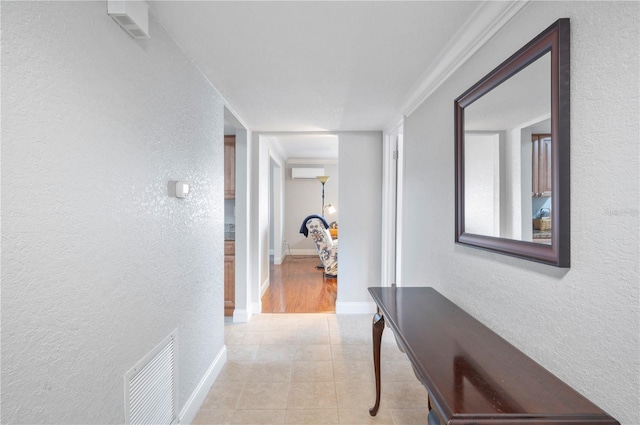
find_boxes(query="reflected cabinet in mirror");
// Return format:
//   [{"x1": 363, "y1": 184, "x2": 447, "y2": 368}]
[{"x1": 455, "y1": 19, "x2": 570, "y2": 267}]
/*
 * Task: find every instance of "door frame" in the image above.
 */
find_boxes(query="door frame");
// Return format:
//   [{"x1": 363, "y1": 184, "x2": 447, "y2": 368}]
[{"x1": 381, "y1": 121, "x2": 404, "y2": 287}]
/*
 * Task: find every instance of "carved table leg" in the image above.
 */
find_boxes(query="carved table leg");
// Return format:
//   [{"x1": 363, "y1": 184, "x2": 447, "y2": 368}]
[{"x1": 369, "y1": 310, "x2": 385, "y2": 416}]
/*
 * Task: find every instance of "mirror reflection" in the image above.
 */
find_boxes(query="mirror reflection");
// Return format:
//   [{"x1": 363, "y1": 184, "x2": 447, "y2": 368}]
[
  {"x1": 455, "y1": 18, "x2": 570, "y2": 267},
  {"x1": 463, "y1": 52, "x2": 551, "y2": 244}
]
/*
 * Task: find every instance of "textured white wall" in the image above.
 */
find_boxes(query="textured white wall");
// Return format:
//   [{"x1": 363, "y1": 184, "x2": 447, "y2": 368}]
[
  {"x1": 252, "y1": 135, "x2": 268, "y2": 307},
  {"x1": 1, "y1": 2, "x2": 225, "y2": 423},
  {"x1": 253, "y1": 137, "x2": 288, "y2": 305},
  {"x1": 337, "y1": 132, "x2": 382, "y2": 309},
  {"x1": 402, "y1": 2, "x2": 639, "y2": 424},
  {"x1": 464, "y1": 133, "x2": 501, "y2": 236},
  {"x1": 268, "y1": 150, "x2": 285, "y2": 264}
]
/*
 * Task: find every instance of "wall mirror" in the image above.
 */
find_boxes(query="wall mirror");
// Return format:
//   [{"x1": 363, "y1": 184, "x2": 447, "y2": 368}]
[{"x1": 455, "y1": 19, "x2": 570, "y2": 267}]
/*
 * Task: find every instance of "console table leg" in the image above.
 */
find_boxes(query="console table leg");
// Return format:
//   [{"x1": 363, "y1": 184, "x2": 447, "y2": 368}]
[{"x1": 369, "y1": 311, "x2": 385, "y2": 416}]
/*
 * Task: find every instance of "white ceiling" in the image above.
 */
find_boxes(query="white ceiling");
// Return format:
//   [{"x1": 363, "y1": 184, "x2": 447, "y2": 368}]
[
  {"x1": 148, "y1": 1, "x2": 525, "y2": 159},
  {"x1": 465, "y1": 52, "x2": 550, "y2": 132},
  {"x1": 268, "y1": 134, "x2": 339, "y2": 161}
]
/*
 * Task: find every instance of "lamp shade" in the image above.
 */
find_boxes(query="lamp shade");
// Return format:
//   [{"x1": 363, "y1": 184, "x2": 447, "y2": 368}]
[{"x1": 316, "y1": 175, "x2": 330, "y2": 184}]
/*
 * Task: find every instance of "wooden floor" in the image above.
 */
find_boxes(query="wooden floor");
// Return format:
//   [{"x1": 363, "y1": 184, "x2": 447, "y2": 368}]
[{"x1": 261, "y1": 256, "x2": 337, "y2": 313}]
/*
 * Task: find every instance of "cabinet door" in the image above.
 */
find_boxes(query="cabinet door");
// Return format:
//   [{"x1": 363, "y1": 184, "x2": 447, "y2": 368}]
[
  {"x1": 532, "y1": 134, "x2": 552, "y2": 197},
  {"x1": 224, "y1": 254, "x2": 235, "y2": 316},
  {"x1": 539, "y1": 136, "x2": 552, "y2": 197},
  {"x1": 532, "y1": 136, "x2": 540, "y2": 196},
  {"x1": 224, "y1": 136, "x2": 235, "y2": 199}
]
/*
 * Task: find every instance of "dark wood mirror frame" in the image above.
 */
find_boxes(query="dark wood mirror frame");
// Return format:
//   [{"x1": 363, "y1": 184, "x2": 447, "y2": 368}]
[{"x1": 455, "y1": 19, "x2": 570, "y2": 267}]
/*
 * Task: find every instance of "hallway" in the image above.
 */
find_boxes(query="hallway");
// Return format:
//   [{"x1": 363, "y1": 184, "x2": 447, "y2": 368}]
[{"x1": 194, "y1": 314, "x2": 428, "y2": 424}]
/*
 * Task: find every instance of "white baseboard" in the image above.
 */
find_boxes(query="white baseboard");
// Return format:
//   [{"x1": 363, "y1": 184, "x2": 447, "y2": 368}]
[
  {"x1": 260, "y1": 277, "x2": 269, "y2": 298},
  {"x1": 270, "y1": 248, "x2": 285, "y2": 264},
  {"x1": 233, "y1": 308, "x2": 252, "y2": 323},
  {"x1": 178, "y1": 345, "x2": 227, "y2": 424},
  {"x1": 336, "y1": 301, "x2": 377, "y2": 314},
  {"x1": 252, "y1": 301, "x2": 261, "y2": 314},
  {"x1": 289, "y1": 249, "x2": 318, "y2": 256}
]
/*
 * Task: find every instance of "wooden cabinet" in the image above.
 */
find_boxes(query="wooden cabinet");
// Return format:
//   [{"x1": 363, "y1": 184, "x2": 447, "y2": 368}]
[
  {"x1": 224, "y1": 241, "x2": 235, "y2": 316},
  {"x1": 532, "y1": 134, "x2": 552, "y2": 197},
  {"x1": 224, "y1": 136, "x2": 235, "y2": 199}
]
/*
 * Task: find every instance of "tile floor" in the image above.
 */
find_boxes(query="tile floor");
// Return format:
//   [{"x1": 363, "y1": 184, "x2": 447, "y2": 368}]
[{"x1": 193, "y1": 314, "x2": 429, "y2": 425}]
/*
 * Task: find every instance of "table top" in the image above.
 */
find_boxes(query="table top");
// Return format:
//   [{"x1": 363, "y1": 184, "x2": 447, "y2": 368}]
[{"x1": 368, "y1": 287, "x2": 618, "y2": 425}]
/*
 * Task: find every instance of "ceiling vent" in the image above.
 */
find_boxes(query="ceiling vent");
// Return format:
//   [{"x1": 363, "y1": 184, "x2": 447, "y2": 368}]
[
  {"x1": 291, "y1": 167, "x2": 325, "y2": 180},
  {"x1": 108, "y1": 0, "x2": 150, "y2": 39}
]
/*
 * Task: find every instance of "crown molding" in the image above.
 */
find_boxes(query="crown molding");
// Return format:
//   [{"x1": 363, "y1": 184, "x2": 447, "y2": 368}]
[
  {"x1": 286, "y1": 158, "x2": 339, "y2": 166},
  {"x1": 265, "y1": 135, "x2": 287, "y2": 162},
  {"x1": 396, "y1": 0, "x2": 530, "y2": 121},
  {"x1": 384, "y1": 113, "x2": 405, "y2": 136}
]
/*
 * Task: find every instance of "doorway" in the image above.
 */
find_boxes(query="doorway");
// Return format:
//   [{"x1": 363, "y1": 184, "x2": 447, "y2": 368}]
[
  {"x1": 223, "y1": 107, "x2": 249, "y2": 322},
  {"x1": 262, "y1": 133, "x2": 339, "y2": 313},
  {"x1": 382, "y1": 125, "x2": 404, "y2": 287}
]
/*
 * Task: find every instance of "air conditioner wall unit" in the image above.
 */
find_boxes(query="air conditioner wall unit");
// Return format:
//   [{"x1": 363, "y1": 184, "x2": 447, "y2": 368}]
[
  {"x1": 108, "y1": 0, "x2": 150, "y2": 39},
  {"x1": 291, "y1": 167, "x2": 325, "y2": 180}
]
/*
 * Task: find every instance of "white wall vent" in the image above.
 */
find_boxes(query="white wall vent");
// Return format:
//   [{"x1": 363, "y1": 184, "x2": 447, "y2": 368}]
[
  {"x1": 107, "y1": 0, "x2": 150, "y2": 39},
  {"x1": 291, "y1": 167, "x2": 325, "y2": 180},
  {"x1": 125, "y1": 330, "x2": 178, "y2": 425}
]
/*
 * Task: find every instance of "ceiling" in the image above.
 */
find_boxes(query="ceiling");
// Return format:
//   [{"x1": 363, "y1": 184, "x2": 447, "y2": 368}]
[
  {"x1": 267, "y1": 134, "x2": 339, "y2": 161},
  {"x1": 466, "y1": 53, "x2": 550, "y2": 132},
  {"x1": 148, "y1": 1, "x2": 525, "y2": 159}
]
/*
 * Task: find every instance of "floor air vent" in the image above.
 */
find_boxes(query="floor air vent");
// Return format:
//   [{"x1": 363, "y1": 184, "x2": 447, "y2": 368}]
[{"x1": 125, "y1": 331, "x2": 178, "y2": 425}]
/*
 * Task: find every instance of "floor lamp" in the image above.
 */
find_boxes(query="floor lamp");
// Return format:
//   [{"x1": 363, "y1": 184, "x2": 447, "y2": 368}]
[
  {"x1": 315, "y1": 175, "x2": 330, "y2": 270},
  {"x1": 317, "y1": 175, "x2": 330, "y2": 216}
]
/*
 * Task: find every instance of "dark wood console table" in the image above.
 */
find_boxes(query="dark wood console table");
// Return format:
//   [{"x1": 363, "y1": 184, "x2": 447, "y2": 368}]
[{"x1": 368, "y1": 287, "x2": 619, "y2": 425}]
